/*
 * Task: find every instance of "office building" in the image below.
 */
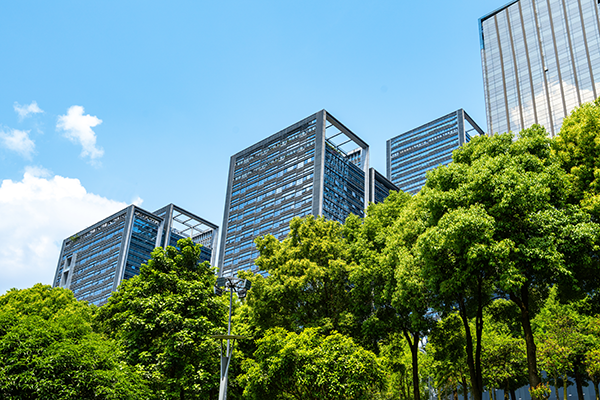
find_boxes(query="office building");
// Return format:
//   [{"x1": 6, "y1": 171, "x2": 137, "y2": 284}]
[
  {"x1": 369, "y1": 168, "x2": 399, "y2": 204},
  {"x1": 387, "y1": 109, "x2": 484, "y2": 194},
  {"x1": 53, "y1": 203, "x2": 218, "y2": 306},
  {"x1": 218, "y1": 110, "x2": 393, "y2": 277},
  {"x1": 480, "y1": 0, "x2": 600, "y2": 136}
]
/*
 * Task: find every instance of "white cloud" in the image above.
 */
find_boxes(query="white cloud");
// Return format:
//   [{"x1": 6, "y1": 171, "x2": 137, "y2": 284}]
[
  {"x1": 0, "y1": 128, "x2": 35, "y2": 159},
  {"x1": 0, "y1": 170, "x2": 134, "y2": 295},
  {"x1": 56, "y1": 106, "x2": 104, "y2": 163},
  {"x1": 14, "y1": 101, "x2": 43, "y2": 120}
]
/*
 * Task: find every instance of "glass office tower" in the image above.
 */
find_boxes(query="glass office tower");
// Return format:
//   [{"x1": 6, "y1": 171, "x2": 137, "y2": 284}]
[
  {"x1": 53, "y1": 203, "x2": 218, "y2": 306},
  {"x1": 480, "y1": 0, "x2": 600, "y2": 136},
  {"x1": 387, "y1": 109, "x2": 484, "y2": 194},
  {"x1": 218, "y1": 109, "x2": 392, "y2": 277}
]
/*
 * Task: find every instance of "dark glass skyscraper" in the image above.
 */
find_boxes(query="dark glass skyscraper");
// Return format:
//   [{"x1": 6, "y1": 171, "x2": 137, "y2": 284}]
[
  {"x1": 480, "y1": 0, "x2": 600, "y2": 136},
  {"x1": 218, "y1": 110, "x2": 393, "y2": 277},
  {"x1": 53, "y1": 203, "x2": 218, "y2": 306},
  {"x1": 386, "y1": 109, "x2": 484, "y2": 194}
]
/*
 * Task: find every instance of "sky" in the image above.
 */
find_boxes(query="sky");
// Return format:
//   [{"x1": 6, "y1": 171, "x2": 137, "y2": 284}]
[{"x1": 0, "y1": 1, "x2": 502, "y2": 294}]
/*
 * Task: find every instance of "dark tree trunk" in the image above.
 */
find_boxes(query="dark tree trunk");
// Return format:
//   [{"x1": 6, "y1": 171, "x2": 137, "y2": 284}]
[
  {"x1": 403, "y1": 329, "x2": 421, "y2": 400},
  {"x1": 511, "y1": 389, "x2": 517, "y2": 400},
  {"x1": 574, "y1": 362, "x2": 584, "y2": 400},
  {"x1": 459, "y1": 296, "x2": 483, "y2": 400},
  {"x1": 593, "y1": 379, "x2": 599, "y2": 400},
  {"x1": 510, "y1": 286, "x2": 541, "y2": 397},
  {"x1": 505, "y1": 383, "x2": 510, "y2": 400},
  {"x1": 463, "y1": 377, "x2": 469, "y2": 400}
]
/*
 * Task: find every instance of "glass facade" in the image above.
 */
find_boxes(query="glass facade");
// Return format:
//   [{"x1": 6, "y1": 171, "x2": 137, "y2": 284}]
[
  {"x1": 480, "y1": 0, "x2": 600, "y2": 136},
  {"x1": 218, "y1": 110, "x2": 387, "y2": 278},
  {"x1": 387, "y1": 109, "x2": 484, "y2": 194},
  {"x1": 53, "y1": 204, "x2": 218, "y2": 306}
]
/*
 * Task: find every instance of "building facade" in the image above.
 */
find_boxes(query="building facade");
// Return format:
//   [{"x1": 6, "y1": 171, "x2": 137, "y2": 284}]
[
  {"x1": 480, "y1": 0, "x2": 600, "y2": 136},
  {"x1": 218, "y1": 110, "x2": 392, "y2": 277},
  {"x1": 53, "y1": 203, "x2": 218, "y2": 306},
  {"x1": 387, "y1": 109, "x2": 484, "y2": 194}
]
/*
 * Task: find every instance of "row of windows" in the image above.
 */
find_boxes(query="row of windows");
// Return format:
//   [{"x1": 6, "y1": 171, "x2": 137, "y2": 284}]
[{"x1": 75, "y1": 242, "x2": 122, "y2": 268}]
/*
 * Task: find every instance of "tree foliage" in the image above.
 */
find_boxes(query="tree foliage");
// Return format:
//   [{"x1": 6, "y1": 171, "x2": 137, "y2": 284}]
[
  {"x1": 0, "y1": 284, "x2": 148, "y2": 399},
  {"x1": 240, "y1": 327, "x2": 384, "y2": 400},
  {"x1": 95, "y1": 238, "x2": 226, "y2": 400}
]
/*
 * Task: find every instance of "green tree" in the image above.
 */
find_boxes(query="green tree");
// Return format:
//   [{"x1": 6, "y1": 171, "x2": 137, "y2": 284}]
[
  {"x1": 246, "y1": 216, "x2": 356, "y2": 338},
  {"x1": 585, "y1": 315, "x2": 600, "y2": 400},
  {"x1": 0, "y1": 284, "x2": 148, "y2": 399},
  {"x1": 96, "y1": 238, "x2": 226, "y2": 400},
  {"x1": 553, "y1": 98, "x2": 600, "y2": 216},
  {"x1": 417, "y1": 203, "x2": 510, "y2": 400},
  {"x1": 534, "y1": 287, "x2": 591, "y2": 400},
  {"x1": 422, "y1": 126, "x2": 600, "y2": 396},
  {"x1": 427, "y1": 313, "x2": 470, "y2": 400},
  {"x1": 239, "y1": 327, "x2": 384, "y2": 400},
  {"x1": 345, "y1": 191, "x2": 434, "y2": 400},
  {"x1": 481, "y1": 316, "x2": 528, "y2": 400},
  {"x1": 482, "y1": 300, "x2": 529, "y2": 400}
]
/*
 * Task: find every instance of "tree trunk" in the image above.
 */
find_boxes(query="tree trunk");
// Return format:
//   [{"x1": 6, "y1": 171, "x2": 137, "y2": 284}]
[
  {"x1": 593, "y1": 379, "x2": 599, "y2": 400},
  {"x1": 454, "y1": 386, "x2": 459, "y2": 400},
  {"x1": 403, "y1": 329, "x2": 421, "y2": 400},
  {"x1": 555, "y1": 376, "x2": 560, "y2": 400},
  {"x1": 463, "y1": 377, "x2": 469, "y2": 400},
  {"x1": 511, "y1": 389, "x2": 517, "y2": 400},
  {"x1": 510, "y1": 287, "x2": 541, "y2": 395},
  {"x1": 563, "y1": 374, "x2": 568, "y2": 400},
  {"x1": 459, "y1": 296, "x2": 483, "y2": 400},
  {"x1": 492, "y1": 388, "x2": 497, "y2": 400},
  {"x1": 505, "y1": 383, "x2": 510, "y2": 400},
  {"x1": 574, "y1": 363, "x2": 584, "y2": 400}
]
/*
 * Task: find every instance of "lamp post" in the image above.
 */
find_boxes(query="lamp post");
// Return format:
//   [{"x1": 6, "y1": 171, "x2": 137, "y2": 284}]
[{"x1": 212, "y1": 277, "x2": 251, "y2": 400}]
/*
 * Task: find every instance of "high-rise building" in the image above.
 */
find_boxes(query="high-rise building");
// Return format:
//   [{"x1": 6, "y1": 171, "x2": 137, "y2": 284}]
[
  {"x1": 218, "y1": 110, "x2": 393, "y2": 277},
  {"x1": 53, "y1": 203, "x2": 218, "y2": 306},
  {"x1": 387, "y1": 109, "x2": 484, "y2": 194},
  {"x1": 480, "y1": 0, "x2": 600, "y2": 136}
]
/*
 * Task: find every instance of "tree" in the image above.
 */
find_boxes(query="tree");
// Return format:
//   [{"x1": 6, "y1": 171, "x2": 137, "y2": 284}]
[
  {"x1": 585, "y1": 315, "x2": 600, "y2": 400},
  {"x1": 553, "y1": 98, "x2": 600, "y2": 216},
  {"x1": 239, "y1": 327, "x2": 384, "y2": 400},
  {"x1": 481, "y1": 316, "x2": 528, "y2": 400},
  {"x1": 534, "y1": 287, "x2": 591, "y2": 400},
  {"x1": 422, "y1": 126, "x2": 600, "y2": 396},
  {"x1": 345, "y1": 191, "x2": 434, "y2": 400},
  {"x1": 427, "y1": 313, "x2": 470, "y2": 400},
  {"x1": 417, "y1": 203, "x2": 510, "y2": 400},
  {"x1": 482, "y1": 299, "x2": 529, "y2": 400},
  {"x1": 0, "y1": 284, "x2": 148, "y2": 399},
  {"x1": 95, "y1": 238, "x2": 226, "y2": 400},
  {"x1": 246, "y1": 216, "x2": 356, "y2": 338}
]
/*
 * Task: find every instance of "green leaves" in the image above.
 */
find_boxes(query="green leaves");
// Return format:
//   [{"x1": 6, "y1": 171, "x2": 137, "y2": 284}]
[
  {"x1": 240, "y1": 327, "x2": 383, "y2": 400},
  {"x1": 95, "y1": 238, "x2": 227, "y2": 400},
  {"x1": 0, "y1": 284, "x2": 149, "y2": 399}
]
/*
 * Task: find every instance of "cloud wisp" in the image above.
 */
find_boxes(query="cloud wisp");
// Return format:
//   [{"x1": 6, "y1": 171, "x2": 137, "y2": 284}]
[
  {"x1": 14, "y1": 101, "x2": 43, "y2": 121},
  {"x1": 0, "y1": 128, "x2": 35, "y2": 159},
  {"x1": 57, "y1": 106, "x2": 104, "y2": 164},
  {"x1": 0, "y1": 169, "x2": 132, "y2": 295}
]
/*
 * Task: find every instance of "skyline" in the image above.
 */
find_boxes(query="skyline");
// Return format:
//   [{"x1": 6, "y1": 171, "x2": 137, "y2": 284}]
[{"x1": 1, "y1": 1, "x2": 502, "y2": 294}]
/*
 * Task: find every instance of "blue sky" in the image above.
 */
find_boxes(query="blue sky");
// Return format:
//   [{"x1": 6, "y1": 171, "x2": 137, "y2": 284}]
[{"x1": 0, "y1": 1, "x2": 501, "y2": 293}]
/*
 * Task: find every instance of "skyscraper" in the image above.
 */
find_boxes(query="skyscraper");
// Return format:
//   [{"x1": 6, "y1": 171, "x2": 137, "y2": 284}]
[
  {"x1": 218, "y1": 110, "x2": 393, "y2": 277},
  {"x1": 480, "y1": 0, "x2": 600, "y2": 136},
  {"x1": 387, "y1": 109, "x2": 484, "y2": 194},
  {"x1": 53, "y1": 203, "x2": 218, "y2": 306}
]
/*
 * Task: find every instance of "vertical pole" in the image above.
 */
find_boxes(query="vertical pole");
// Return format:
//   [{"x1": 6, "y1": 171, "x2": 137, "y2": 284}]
[{"x1": 218, "y1": 282, "x2": 234, "y2": 400}]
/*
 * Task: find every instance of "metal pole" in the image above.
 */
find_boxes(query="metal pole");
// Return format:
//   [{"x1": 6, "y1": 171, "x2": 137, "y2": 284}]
[{"x1": 218, "y1": 283, "x2": 234, "y2": 400}]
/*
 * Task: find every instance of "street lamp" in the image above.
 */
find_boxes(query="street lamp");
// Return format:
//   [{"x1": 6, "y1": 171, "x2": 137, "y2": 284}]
[{"x1": 212, "y1": 277, "x2": 251, "y2": 400}]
